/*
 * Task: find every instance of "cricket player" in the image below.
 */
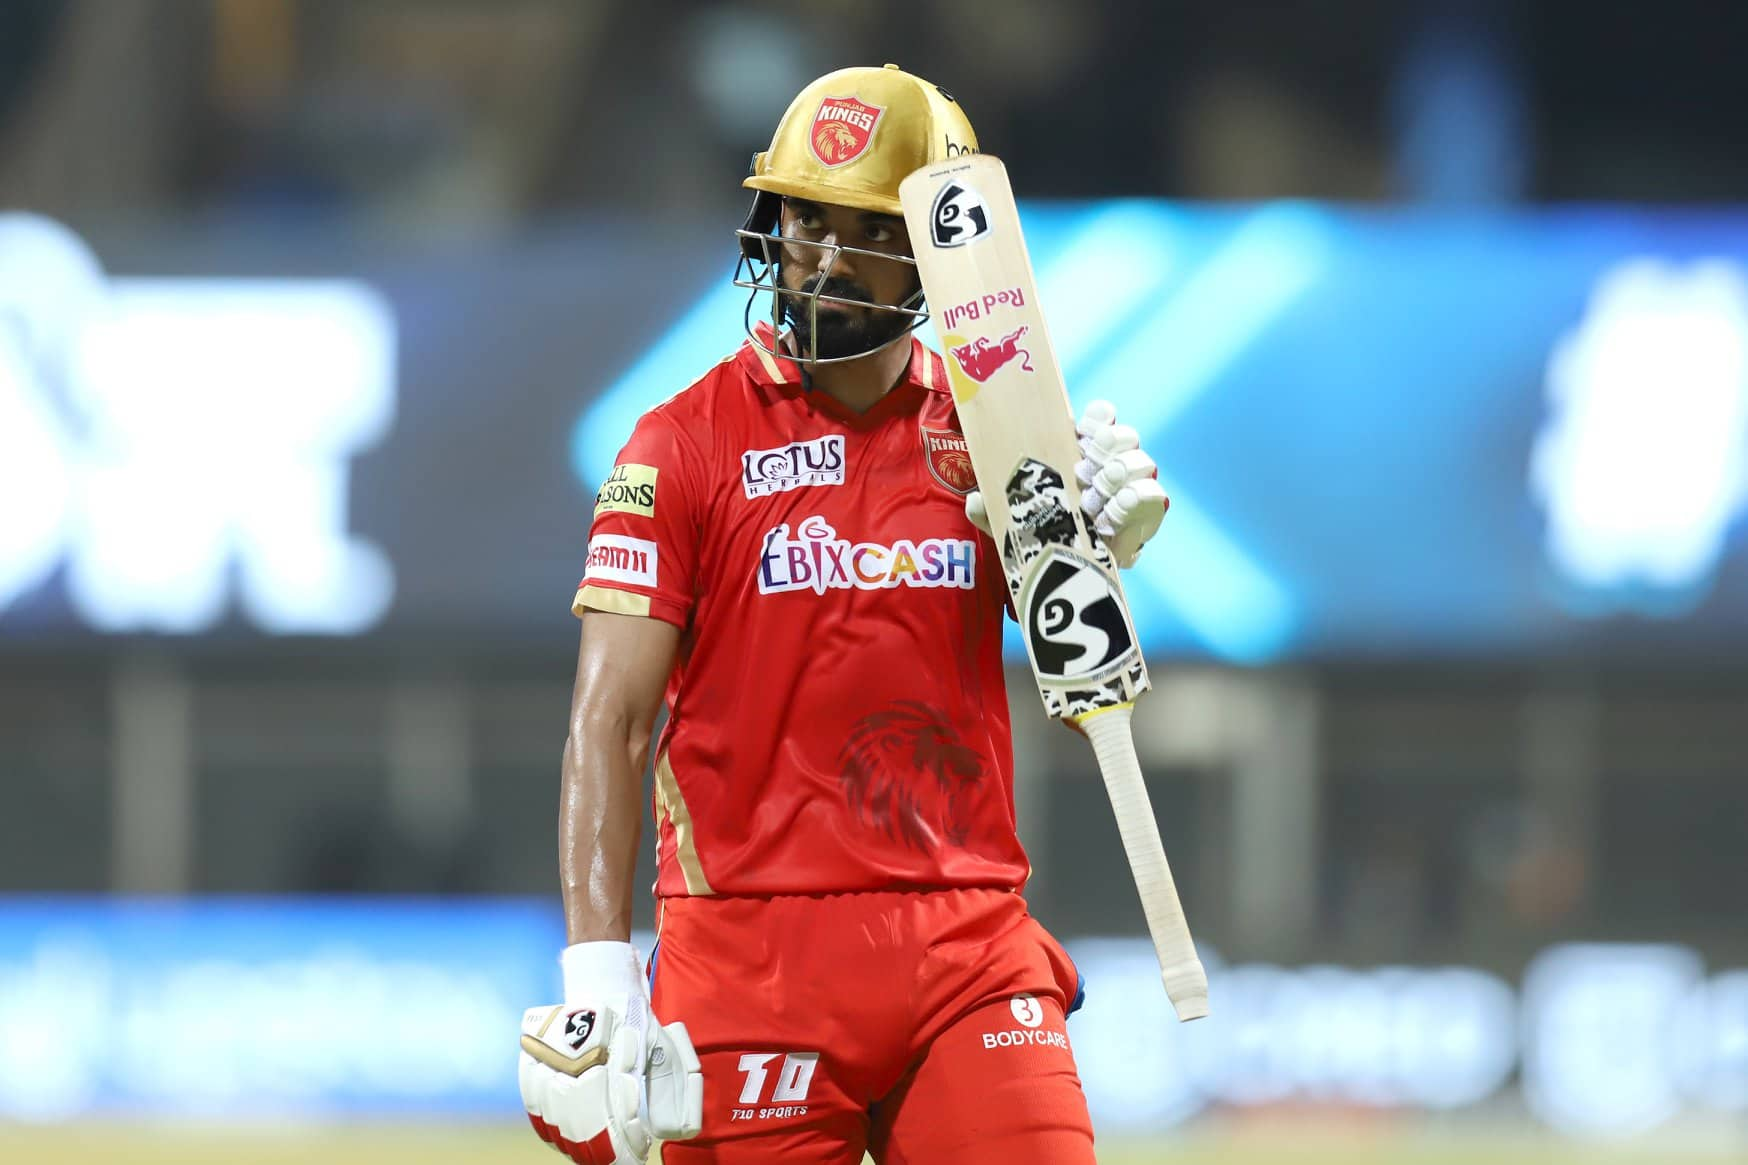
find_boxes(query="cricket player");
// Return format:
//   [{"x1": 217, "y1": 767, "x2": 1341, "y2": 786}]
[{"x1": 519, "y1": 64, "x2": 1168, "y2": 1165}]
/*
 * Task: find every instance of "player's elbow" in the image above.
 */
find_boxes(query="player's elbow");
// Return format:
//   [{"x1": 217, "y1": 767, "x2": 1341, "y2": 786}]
[{"x1": 568, "y1": 698, "x2": 655, "y2": 775}]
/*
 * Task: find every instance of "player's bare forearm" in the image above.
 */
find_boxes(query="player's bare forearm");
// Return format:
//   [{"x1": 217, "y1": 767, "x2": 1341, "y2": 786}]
[
  {"x1": 559, "y1": 717, "x2": 641, "y2": 942},
  {"x1": 559, "y1": 609, "x2": 680, "y2": 944}
]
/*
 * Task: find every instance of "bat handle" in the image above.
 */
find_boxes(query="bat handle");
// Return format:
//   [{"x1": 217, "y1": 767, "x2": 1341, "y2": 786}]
[{"x1": 1078, "y1": 704, "x2": 1210, "y2": 1022}]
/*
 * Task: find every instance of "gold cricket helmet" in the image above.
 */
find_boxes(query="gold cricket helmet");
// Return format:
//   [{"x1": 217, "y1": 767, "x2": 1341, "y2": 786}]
[{"x1": 738, "y1": 63, "x2": 978, "y2": 255}]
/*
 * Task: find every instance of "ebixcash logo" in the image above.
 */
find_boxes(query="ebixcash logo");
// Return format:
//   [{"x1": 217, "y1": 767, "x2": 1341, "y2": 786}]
[{"x1": 0, "y1": 213, "x2": 397, "y2": 633}]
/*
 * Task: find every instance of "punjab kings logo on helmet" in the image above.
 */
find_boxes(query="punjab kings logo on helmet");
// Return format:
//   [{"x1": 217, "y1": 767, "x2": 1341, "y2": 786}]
[{"x1": 810, "y1": 97, "x2": 884, "y2": 168}]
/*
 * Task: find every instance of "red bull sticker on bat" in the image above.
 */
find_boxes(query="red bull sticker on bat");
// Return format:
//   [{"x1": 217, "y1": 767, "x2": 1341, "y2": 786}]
[
  {"x1": 948, "y1": 326, "x2": 1034, "y2": 388},
  {"x1": 810, "y1": 97, "x2": 884, "y2": 167},
  {"x1": 940, "y1": 286, "x2": 1027, "y2": 331}
]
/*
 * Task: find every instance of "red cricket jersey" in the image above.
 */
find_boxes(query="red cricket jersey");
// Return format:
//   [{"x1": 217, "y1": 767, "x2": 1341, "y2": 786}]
[{"x1": 574, "y1": 324, "x2": 1029, "y2": 898}]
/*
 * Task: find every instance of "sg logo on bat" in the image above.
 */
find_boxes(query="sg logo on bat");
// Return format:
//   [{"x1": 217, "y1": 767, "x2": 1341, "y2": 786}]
[
  {"x1": 929, "y1": 179, "x2": 991, "y2": 247},
  {"x1": 1020, "y1": 548, "x2": 1140, "y2": 684}
]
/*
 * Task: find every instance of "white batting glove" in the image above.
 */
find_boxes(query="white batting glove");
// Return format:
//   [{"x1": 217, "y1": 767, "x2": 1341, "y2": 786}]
[
  {"x1": 1073, "y1": 399, "x2": 1168, "y2": 568},
  {"x1": 519, "y1": 942, "x2": 703, "y2": 1164},
  {"x1": 964, "y1": 489, "x2": 992, "y2": 537},
  {"x1": 963, "y1": 400, "x2": 1168, "y2": 568}
]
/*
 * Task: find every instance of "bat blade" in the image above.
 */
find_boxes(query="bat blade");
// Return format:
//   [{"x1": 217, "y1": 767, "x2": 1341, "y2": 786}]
[
  {"x1": 900, "y1": 154, "x2": 1208, "y2": 1020},
  {"x1": 898, "y1": 154, "x2": 1147, "y2": 721}
]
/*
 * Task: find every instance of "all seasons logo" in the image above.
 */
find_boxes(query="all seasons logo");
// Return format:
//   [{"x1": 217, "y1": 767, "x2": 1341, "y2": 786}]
[{"x1": 595, "y1": 463, "x2": 658, "y2": 518}]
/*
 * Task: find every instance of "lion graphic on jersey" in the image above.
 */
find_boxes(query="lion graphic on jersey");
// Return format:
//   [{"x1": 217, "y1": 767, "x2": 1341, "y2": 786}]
[{"x1": 839, "y1": 700, "x2": 987, "y2": 851}]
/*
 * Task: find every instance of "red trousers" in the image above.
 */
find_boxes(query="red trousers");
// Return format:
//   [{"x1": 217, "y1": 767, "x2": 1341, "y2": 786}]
[{"x1": 648, "y1": 887, "x2": 1094, "y2": 1165}]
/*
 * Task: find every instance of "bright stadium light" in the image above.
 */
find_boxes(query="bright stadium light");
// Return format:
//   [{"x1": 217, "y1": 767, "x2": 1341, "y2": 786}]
[
  {"x1": 1531, "y1": 259, "x2": 1748, "y2": 613},
  {"x1": 1521, "y1": 943, "x2": 1703, "y2": 1137},
  {"x1": 1671, "y1": 969, "x2": 1748, "y2": 1112},
  {"x1": 0, "y1": 214, "x2": 397, "y2": 635},
  {"x1": 0, "y1": 214, "x2": 100, "y2": 615}
]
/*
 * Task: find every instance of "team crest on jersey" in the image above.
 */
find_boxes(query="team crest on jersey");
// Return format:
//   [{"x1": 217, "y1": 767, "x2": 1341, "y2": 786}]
[
  {"x1": 920, "y1": 425, "x2": 977, "y2": 496},
  {"x1": 810, "y1": 97, "x2": 884, "y2": 168}
]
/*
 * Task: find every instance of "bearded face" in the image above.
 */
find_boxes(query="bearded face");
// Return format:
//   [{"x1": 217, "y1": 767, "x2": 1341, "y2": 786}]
[
  {"x1": 776, "y1": 254, "x2": 921, "y2": 362},
  {"x1": 766, "y1": 197, "x2": 924, "y2": 363}
]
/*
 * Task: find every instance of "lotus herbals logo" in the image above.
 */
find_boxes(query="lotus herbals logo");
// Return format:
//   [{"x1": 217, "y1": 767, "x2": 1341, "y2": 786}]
[{"x1": 810, "y1": 97, "x2": 884, "y2": 167}]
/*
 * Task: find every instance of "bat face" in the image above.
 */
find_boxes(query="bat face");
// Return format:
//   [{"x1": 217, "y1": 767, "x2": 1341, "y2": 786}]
[
  {"x1": 1002, "y1": 457, "x2": 1146, "y2": 718},
  {"x1": 899, "y1": 155, "x2": 1150, "y2": 719}
]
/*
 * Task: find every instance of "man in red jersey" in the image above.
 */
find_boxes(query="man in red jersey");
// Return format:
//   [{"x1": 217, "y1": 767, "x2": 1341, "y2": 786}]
[{"x1": 519, "y1": 65, "x2": 1169, "y2": 1165}]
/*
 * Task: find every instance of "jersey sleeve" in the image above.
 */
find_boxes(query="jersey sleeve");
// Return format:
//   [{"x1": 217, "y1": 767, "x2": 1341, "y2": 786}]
[{"x1": 572, "y1": 407, "x2": 702, "y2": 628}]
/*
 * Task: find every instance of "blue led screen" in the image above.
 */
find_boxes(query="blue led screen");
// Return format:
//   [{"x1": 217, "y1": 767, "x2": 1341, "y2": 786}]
[{"x1": 4, "y1": 207, "x2": 1746, "y2": 661}]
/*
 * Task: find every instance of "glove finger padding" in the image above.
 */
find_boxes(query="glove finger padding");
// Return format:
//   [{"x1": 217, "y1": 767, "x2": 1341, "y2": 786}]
[
  {"x1": 1101, "y1": 477, "x2": 1169, "y2": 568},
  {"x1": 519, "y1": 1003, "x2": 648, "y2": 1165},
  {"x1": 1076, "y1": 399, "x2": 1118, "y2": 437},
  {"x1": 611, "y1": 1022, "x2": 652, "y2": 1157},
  {"x1": 1075, "y1": 424, "x2": 1140, "y2": 489},
  {"x1": 1081, "y1": 448, "x2": 1160, "y2": 520},
  {"x1": 646, "y1": 1020, "x2": 705, "y2": 1142}
]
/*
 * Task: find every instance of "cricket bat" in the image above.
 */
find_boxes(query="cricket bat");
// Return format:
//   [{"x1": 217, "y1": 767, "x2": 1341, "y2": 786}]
[{"x1": 899, "y1": 154, "x2": 1209, "y2": 1022}]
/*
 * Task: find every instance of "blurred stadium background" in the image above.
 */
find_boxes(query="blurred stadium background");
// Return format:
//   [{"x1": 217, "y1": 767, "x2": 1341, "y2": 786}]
[{"x1": 4, "y1": 1, "x2": 1748, "y2": 1162}]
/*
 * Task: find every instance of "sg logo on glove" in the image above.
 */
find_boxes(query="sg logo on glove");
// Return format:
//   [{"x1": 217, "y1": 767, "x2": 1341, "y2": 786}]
[
  {"x1": 523, "y1": 1006, "x2": 609, "y2": 1076},
  {"x1": 561, "y1": 1009, "x2": 597, "y2": 1054},
  {"x1": 520, "y1": 1002, "x2": 703, "y2": 1165}
]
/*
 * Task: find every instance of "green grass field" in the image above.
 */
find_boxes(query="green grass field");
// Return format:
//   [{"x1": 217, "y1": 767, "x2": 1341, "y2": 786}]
[{"x1": 1, "y1": 1122, "x2": 1742, "y2": 1165}]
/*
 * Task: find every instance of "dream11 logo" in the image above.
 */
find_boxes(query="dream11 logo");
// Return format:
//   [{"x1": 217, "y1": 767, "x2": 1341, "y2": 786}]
[{"x1": 0, "y1": 213, "x2": 397, "y2": 634}]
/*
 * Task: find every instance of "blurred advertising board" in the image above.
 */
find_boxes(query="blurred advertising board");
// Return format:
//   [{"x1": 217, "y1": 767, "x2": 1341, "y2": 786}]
[
  {"x1": 1, "y1": 898, "x2": 1745, "y2": 1136},
  {"x1": 4, "y1": 208, "x2": 1748, "y2": 661}
]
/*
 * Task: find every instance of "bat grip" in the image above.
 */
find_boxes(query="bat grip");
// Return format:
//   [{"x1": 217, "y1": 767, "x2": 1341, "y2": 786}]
[{"x1": 1079, "y1": 704, "x2": 1210, "y2": 1022}]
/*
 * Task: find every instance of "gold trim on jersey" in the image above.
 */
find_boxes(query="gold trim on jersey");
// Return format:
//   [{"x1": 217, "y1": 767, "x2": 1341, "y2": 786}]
[
  {"x1": 655, "y1": 750, "x2": 715, "y2": 896},
  {"x1": 573, "y1": 585, "x2": 651, "y2": 619},
  {"x1": 750, "y1": 334, "x2": 795, "y2": 384}
]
